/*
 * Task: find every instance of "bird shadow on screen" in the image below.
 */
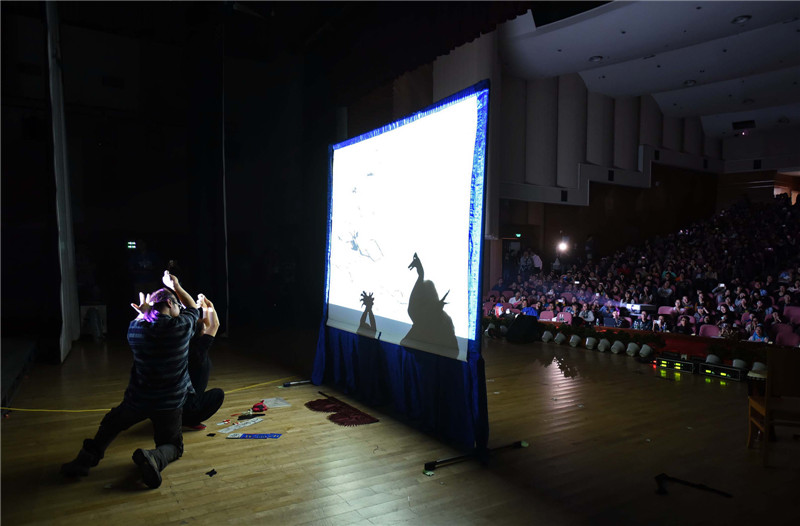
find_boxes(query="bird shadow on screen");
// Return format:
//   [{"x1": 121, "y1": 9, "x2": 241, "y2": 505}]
[{"x1": 399, "y1": 252, "x2": 459, "y2": 359}]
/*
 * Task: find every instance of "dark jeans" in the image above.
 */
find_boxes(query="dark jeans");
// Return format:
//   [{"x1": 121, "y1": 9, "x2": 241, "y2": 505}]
[
  {"x1": 83, "y1": 401, "x2": 183, "y2": 471},
  {"x1": 183, "y1": 388, "x2": 225, "y2": 426}
]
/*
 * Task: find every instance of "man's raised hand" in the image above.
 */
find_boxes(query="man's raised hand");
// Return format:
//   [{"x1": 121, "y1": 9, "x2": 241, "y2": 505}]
[{"x1": 131, "y1": 292, "x2": 153, "y2": 319}]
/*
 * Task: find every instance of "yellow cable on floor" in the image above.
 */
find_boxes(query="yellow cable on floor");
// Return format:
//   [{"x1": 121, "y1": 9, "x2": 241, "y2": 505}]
[
  {"x1": 1, "y1": 376, "x2": 302, "y2": 413},
  {"x1": 225, "y1": 375, "x2": 298, "y2": 394},
  {"x1": 0, "y1": 407, "x2": 110, "y2": 413}
]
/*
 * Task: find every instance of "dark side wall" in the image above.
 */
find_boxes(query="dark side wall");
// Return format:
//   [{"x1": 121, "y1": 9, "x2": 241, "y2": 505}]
[
  {"x1": 535, "y1": 164, "x2": 719, "y2": 266},
  {"x1": 2, "y1": 6, "x2": 333, "y2": 342}
]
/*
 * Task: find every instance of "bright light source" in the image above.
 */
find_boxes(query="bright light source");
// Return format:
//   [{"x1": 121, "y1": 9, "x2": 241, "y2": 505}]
[
  {"x1": 127, "y1": 241, "x2": 137, "y2": 249},
  {"x1": 515, "y1": 233, "x2": 521, "y2": 238},
  {"x1": 557, "y1": 241, "x2": 568, "y2": 252}
]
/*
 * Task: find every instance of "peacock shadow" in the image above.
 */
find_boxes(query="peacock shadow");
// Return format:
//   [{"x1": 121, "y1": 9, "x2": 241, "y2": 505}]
[{"x1": 400, "y1": 253, "x2": 459, "y2": 359}]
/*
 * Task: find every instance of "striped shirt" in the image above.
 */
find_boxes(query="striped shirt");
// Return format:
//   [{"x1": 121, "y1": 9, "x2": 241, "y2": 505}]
[{"x1": 124, "y1": 307, "x2": 201, "y2": 411}]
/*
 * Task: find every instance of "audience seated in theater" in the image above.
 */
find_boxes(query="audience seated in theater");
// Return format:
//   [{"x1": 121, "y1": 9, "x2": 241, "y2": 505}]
[
  {"x1": 577, "y1": 303, "x2": 595, "y2": 326},
  {"x1": 764, "y1": 310, "x2": 786, "y2": 333},
  {"x1": 491, "y1": 278, "x2": 505, "y2": 294},
  {"x1": 748, "y1": 325, "x2": 769, "y2": 343},
  {"x1": 519, "y1": 299, "x2": 538, "y2": 317},
  {"x1": 611, "y1": 309, "x2": 629, "y2": 328},
  {"x1": 652, "y1": 314, "x2": 671, "y2": 333},
  {"x1": 674, "y1": 315, "x2": 693, "y2": 335},
  {"x1": 632, "y1": 312, "x2": 652, "y2": 331},
  {"x1": 656, "y1": 281, "x2": 675, "y2": 306},
  {"x1": 486, "y1": 194, "x2": 800, "y2": 340}
]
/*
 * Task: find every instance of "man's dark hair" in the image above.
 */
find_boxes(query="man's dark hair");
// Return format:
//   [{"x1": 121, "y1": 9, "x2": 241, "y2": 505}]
[{"x1": 149, "y1": 288, "x2": 179, "y2": 311}]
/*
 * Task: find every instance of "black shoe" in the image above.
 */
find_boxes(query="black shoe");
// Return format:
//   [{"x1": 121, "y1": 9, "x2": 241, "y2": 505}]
[
  {"x1": 61, "y1": 448, "x2": 99, "y2": 477},
  {"x1": 132, "y1": 448, "x2": 162, "y2": 489}
]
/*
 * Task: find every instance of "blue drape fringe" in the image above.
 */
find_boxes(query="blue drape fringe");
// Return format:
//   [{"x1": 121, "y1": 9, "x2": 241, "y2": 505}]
[{"x1": 313, "y1": 324, "x2": 486, "y2": 450}]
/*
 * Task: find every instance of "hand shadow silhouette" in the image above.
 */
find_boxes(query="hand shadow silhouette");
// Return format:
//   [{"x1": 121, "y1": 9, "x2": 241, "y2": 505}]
[
  {"x1": 357, "y1": 291, "x2": 378, "y2": 338},
  {"x1": 400, "y1": 253, "x2": 459, "y2": 359}
]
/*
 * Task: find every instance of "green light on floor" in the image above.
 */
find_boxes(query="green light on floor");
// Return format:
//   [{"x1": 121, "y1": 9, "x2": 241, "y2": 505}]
[
  {"x1": 705, "y1": 378, "x2": 712, "y2": 383},
  {"x1": 721, "y1": 381, "x2": 728, "y2": 386},
  {"x1": 705, "y1": 369, "x2": 711, "y2": 374}
]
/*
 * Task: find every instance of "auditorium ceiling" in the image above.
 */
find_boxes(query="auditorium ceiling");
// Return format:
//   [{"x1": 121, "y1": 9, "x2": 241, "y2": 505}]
[
  {"x1": 500, "y1": 1, "x2": 800, "y2": 139},
  {"x1": 5, "y1": 1, "x2": 798, "y2": 141}
]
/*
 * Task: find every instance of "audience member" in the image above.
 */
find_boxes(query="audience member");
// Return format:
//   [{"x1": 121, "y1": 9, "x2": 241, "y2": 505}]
[{"x1": 484, "y1": 195, "x2": 799, "y2": 343}]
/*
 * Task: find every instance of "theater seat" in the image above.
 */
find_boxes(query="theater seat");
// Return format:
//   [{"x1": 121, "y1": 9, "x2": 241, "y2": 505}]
[
  {"x1": 769, "y1": 323, "x2": 794, "y2": 339},
  {"x1": 783, "y1": 306, "x2": 800, "y2": 324},
  {"x1": 748, "y1": 348, "x2": 800, "y2": 466},
  {"x1": 539, "y1": 310, "x2": 554, "y2": 321},
  {"x1": 554, "y1": 311, "x2": 572, "y2": 323},
  {"x1": 698, "y1": 324, "x2": 720, "y2": 338},
  {"x1": 775, "y1": 331, "x2": 800, "y2": 347}
]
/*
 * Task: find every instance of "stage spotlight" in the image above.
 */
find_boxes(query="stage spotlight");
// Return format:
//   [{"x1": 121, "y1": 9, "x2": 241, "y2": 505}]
[
  {"x1": 542, "y1": 331, "x2": 554, "y2": 343},
  {"x1": 557, "y1": 241, "x2": 568, "y2": 252},
  {"x1": 585, "y1": 337, "x2": 598, "y2": 350},
  {"x1": 569, "y1": 334, "x2": 581, "y2": 347},
  {"x1": 597, "y1": 338, "x2": 611, "y2": 352},
  {"x1": 626, "y1": 342, "x2": 640, "y2": 356},
  {"x1": 732, "y1": 358, "x2": 747, "y2": 369},
  {"x1": 554, "y1": 332, "x2": 567, "y2": 344},
  {"x1": 610, "y1": 340, "x2": 625, "y2": 354},
  {"x1": 639, "y1": 344, "x2": 653, "y2": 358},
  {"x1": 705, "y1": 354, "x2": 721, "y2": 365}
]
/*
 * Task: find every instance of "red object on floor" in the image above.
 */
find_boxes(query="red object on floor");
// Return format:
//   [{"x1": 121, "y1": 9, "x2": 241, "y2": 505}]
[
  {"x1": 305, "y1": 394, "x2": 379, "y2": 426},
  {"x1": 184, "y1": 423, "x2": 207, "y2": 431}
]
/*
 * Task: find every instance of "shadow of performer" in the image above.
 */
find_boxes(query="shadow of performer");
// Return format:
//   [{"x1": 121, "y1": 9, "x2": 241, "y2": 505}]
[{"x1": 400, "y1": 253, "x2": 459, "y2": 359}]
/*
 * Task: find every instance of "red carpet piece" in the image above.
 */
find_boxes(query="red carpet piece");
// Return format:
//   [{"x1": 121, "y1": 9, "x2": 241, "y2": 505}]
[{"x1": 305, "y1": 393, "x2": 379, "y2": 427}]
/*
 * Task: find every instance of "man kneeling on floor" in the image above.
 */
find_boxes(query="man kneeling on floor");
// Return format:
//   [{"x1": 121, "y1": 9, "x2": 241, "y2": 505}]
[{"x1": 61, "y1": 271, "x2": 218, "y2": 488}]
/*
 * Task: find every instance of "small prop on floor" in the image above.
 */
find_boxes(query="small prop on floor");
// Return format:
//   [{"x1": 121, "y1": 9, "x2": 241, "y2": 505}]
[
  {"x1": 226, "y1": 433, "x2": 282, "y2": 439},
  {"x1": 305, "y1": 391, "x2": 379, "y2": 427},
  {"x1": 238, "y1": 413, "x2": 265, "y2": 420},
  {"x1": 184, "y1": 423, "x2": 207, "y2": 431},
  {"x1": 654, "y1": 473, "x2": 732, "y2": 498},
  {"x1": 262, "y1": 397, "x2": 291, "y2": 408},
  {"x1": 218, "y1": 417, "x2": 263, "y2": 434},
  {"x1": 281, "y1": 380, "x2": 311, "y2": 388},
  {"x1": 206, "y1": 433, "x2": 216, "y2": 437},
  {"x1": 206, "y1": 469, "x2": 217, "y2": 477}
]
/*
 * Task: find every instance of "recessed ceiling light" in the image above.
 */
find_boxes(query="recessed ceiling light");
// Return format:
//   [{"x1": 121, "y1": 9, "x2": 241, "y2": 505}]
[
  {"x1": 731, "y1": 15, "x2": 751, "y2": 25},
  {"x1": 588, "y1": 55, "x2": 604, "y2": 63},
  {"x1": 683, "y1": 79, "x2": 697, "y2": 87}
]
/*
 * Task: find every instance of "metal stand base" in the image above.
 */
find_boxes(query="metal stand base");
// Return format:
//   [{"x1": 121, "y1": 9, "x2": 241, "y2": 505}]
[{"x1": 423, "y1": 440, "x2": 528, "y2": 474}]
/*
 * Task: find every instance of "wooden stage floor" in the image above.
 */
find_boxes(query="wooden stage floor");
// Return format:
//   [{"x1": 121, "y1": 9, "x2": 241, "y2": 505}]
[{"x1": 2, "y1": 332, "x2": 798, "y2": 525}]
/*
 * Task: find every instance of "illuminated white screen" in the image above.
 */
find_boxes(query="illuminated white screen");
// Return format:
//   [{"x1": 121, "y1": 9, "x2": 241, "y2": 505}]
[{"x1": 326, "y1": 84, "x2": 488, "y2": 361}]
